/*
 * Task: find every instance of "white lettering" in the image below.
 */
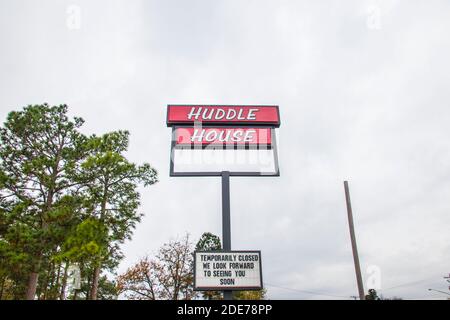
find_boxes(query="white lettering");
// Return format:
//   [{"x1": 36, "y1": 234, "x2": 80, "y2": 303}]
[
  {"x1": 187, "y1": 107, "x2": 202, "y2": 120},
  {"x1": 202, "y1": 108, "x2": 215, "y2": 120},
  {"x1": 243, "y1": 129, "x2": 256, "y2": 142},
  {"x1": 184, "y1": 128, "x2": 263, "y2": 144},
  {"x1": 236, "y1": 109, "x2": 245, "y2": 120},
  {"x1": 232, "y1": 130, "x2": 244, "y2": 142},
  {"x1": 226, "y1": 109, "x2": 237, "y2": 120},
  {"x1": 215, "y1": 109, "x2": 226, "y2": 120},
  {"x1": 216, "y1": 130, "x2": 227, "y2": 142},
  {"x1": 191, "y1": 129, "x2": 204, "y2": 142},
  {"x1": 205, "y1": 130, "x2": 218, "y2": 142},
  {"x1": 248, "y1": 108, "x2": 258, "y2": 120},
  {"x1": 222, "y1": 130, "x2": 232, "y2": 143}
]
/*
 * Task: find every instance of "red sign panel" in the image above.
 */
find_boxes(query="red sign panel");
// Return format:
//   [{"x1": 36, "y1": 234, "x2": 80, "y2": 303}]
[
  {"x1": 167, "y1": 105, "x2": 280, "y2": 127},
  {"x1": 175, "y1": 127, "x2": 272, "y2": 146}
]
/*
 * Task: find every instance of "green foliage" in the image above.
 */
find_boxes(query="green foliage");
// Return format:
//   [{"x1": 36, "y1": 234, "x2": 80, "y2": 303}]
[
  {"x1": 80, "y1": 131, "x2": 157, "y2": 241},
  {"x1": 365, "y1": 289, "x2": 380, "y2": 300},
  {"x1": 0, "y1": 104, "x2": 88, "y2": 298},
  {"x1": 195, "y1": 232, "x2": 222, "y2": 300},
  {"x1": 233, "y1": 289, "x2": 267, "y2": 300},
  {"x1": 56, "y1": 218, "x2": 108, "y2": 263},
  {"x1": 0, "y1": 104, "x2": 158, "y2": 299},
  {"x1": 96, "y1": 276, "x2": 119, "y2": 300},
  {"x1": 195, "y1": 232, "x2": 221, "y2": 251},
  {"x1": 74, "y1": 130, "x2": 158, "y2": 299}
]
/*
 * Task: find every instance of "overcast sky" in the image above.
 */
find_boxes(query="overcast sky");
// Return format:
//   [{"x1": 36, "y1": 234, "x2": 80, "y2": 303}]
[{"x1": 1, "y1": 0, "x2": 449, "y2": 300}]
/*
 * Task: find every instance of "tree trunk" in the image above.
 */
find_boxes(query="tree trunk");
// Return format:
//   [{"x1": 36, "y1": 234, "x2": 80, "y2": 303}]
[
  {"x1": 25, "y1": 272, "x2": 39, "y2": 300},
  {"x1": 47, "y1": 261, "x2": 57, "y2": 300},
  {"x1": 90, "y1": 267, "x2": 101, "y2": 300},
  {"x1": 89, "y1": 183, "x2": 108, "y2": 301},
  {"x1": 28, "y1": 186, "x2": 54, "y2": 300},
  {"x1": 42, "y1": 262, "x2": 53, "y2": 300},
  {"x1": 85, "y1": 267, "x2": 91, "y2": 300},
  {"x1": 59, "y1": 263, "x2": 69, "y2": 300},
  {"x1": 53, "y1": 262, "x2": 61, "y2": 300},
  {"x1": 0, "y1": 276, "x2": 5, "y2": 300}
]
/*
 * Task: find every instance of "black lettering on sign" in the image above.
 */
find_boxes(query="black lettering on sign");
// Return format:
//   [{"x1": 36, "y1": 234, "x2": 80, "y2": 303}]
[
  {"x1": 220, "y1": 279, "x2": 235, "y2": 285},
  {"x1": 229, "y1": 262, "x2": 254, "y2": 269},
  {"x1": 213, "y1": 262, "x2": 227, "y2": 269},
  {"x1": 213, "y1": 270, "x2": 232, "y2": 277},
  {"x1": 238, "y1": 254, "x2": 259, "y2": 262},
  {"x1": 235, "y1": 270, "x2": 246, "y2": 277}
]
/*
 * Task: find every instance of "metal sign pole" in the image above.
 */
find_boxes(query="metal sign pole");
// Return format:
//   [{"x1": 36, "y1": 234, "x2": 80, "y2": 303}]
[{"x1": 221, "y1": 171, "x2": 233, "y2": 300}]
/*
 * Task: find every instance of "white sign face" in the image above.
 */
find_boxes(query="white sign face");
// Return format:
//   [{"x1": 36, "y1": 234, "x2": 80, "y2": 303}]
[{"x1": 194, "y1": 251, "x2": 262, "y2": 290}]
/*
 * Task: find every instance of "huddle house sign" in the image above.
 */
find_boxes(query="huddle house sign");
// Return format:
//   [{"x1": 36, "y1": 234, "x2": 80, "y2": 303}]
[
  {"x1": 168, "y1": 105, "x2": 279, "y2": 152},
  {"x1": 167, "y1": 105, "x2": 280, "y2": 127},
  {"x1": 166, "y1": 104, "x2": 280, "y2": 298}
]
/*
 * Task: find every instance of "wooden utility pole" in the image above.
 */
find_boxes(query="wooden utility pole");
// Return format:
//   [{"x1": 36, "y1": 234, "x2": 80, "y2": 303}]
[{"x1": 344, "y1": 181, "x2": 365, "y2": 300}]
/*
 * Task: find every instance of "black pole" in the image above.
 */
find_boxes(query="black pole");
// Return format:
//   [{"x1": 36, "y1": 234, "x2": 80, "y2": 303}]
[
  {"x1": 221, "y1": 171, "x2": 232, "y2": 300},
  {"x1": 344, "y1": 181, "x2": 365, "y2": 300}
]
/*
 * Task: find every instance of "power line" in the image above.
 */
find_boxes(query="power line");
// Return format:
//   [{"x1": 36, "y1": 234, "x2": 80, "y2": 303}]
[
  {"x1": 265, "y1": 274, "x2": 448, "y2": 299},
  {"x1": 376, "y1": 275, "x2": 448, "y2": 300},
  {"x1": 403, "y1": 295, "x2": 449, "y2": 300},
  {"x1": 380, "y1": 276, "x2": 444, "y2": 291},
  {"x1": 264, "y1": 283, "x2": 352, "y2": 299}
]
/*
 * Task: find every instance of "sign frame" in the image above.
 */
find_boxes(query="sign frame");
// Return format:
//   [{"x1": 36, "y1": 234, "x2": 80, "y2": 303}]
[
  {"x1": 166, "y1": 105, "x2": 281, "y2": 128},
  {"x1": 193, "y1": 250, "x2": 264, "y2": 291},
  {"x1": 169, "y1": 125, "x2": 280, "y2": 177}
]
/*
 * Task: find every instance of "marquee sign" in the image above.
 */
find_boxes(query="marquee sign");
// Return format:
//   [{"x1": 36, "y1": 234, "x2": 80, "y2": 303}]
[
  {"x1": 194, "y1": 251, "x2": 263, "y2": 291},
  {"x1": 174, "y1": 127, "x2": 272, "y2": 147},
  {"x1": 167, "y1": 105, "x2": 280, "y2": 127}
]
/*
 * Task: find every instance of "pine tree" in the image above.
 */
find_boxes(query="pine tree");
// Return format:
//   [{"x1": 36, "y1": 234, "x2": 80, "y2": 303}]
[
  {"x1": 0, "y1": 104, "x2": 158, "y2": 300},
  {"x1": 0, "y1": 104, "x2": 89, "y2": 299},
  {"x1": 76, "y1": 131, "x2": 157, "y2": 299}
]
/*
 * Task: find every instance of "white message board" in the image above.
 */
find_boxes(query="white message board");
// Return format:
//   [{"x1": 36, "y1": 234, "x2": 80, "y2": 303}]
[{"x1": 194, "y1": 251, "x2": 263, "y2": 291}]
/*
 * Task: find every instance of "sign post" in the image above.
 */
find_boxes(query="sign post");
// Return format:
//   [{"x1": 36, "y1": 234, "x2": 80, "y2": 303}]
[{"x1": 221, "y1": 171, "x2": 232, "y2": 300}]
